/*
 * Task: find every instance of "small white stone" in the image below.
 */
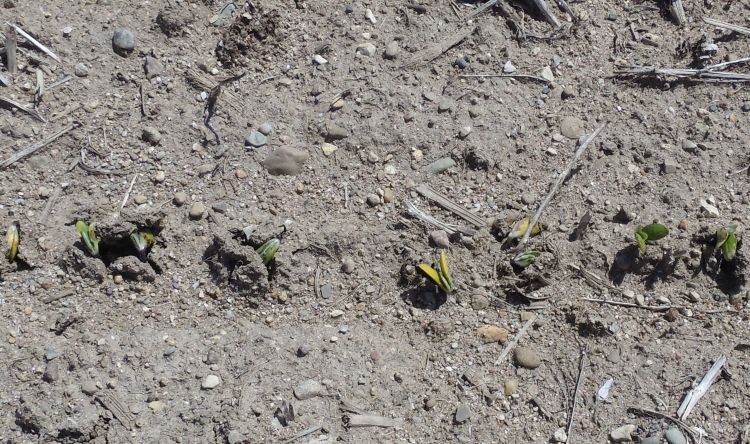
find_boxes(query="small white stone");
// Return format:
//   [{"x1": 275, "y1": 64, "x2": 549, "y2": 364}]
[
  {"x1": 365, "y1": 8, "x2": 377, "y2": 24},
  {"x1": 202, "y1": 374, "x2": 221, "y2": 389},
  {"x1": 313, "y1": 54, "x2": 328, "y2": 65}
]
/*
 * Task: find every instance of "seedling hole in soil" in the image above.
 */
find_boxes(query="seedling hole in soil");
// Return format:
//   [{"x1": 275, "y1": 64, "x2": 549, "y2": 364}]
[{"x1": 75, "y1": 225, "x2": 164, "y2": 275}]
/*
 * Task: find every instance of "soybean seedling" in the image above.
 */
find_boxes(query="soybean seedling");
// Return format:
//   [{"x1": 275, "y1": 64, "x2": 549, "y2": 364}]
[
  {"x1": 130, "y1": 230, "x2": 155, "y2": 262},
  {"x1": 76, "y1": 220, "x2": 100, "y2": 257},
  {"x1": 417, "y1": 250, "x2": 454, "y2": 293},
  {"x1": 6, "y1": 221, "x2": 19, "y2": 263},
  {"x1": 512, "y1": 250, "x2": 542, "y2": 268},
  {"x1": 256, "y1": 238, "x2": 280, "y2": 265},
  {"x1": 507, "y1": 216, "x2": 541, "y2": 240},
  {"x1": 715, "y1": 223, "x2": 738, "y2": 262},
  {"x1": 634, "y1": 223, "x2": 669, "y2": 253}
]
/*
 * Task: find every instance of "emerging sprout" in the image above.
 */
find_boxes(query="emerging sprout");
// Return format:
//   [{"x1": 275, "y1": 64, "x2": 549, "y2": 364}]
[
  {"x1": 508, "y1": 216, "x2": 541, "y2": 240},
  {"x1": 513, "y1": 250, "x2": 542, "y2": 268},
  {"x1": 634, "y1": 223, "x2": 669, "y2": 253},
  {"x1": 76, "y1": 220, "x2": 100, "y2": 257},
  {"x1": 715, "y1": 224, "x2": 738, "y2": 262},
  {"x1": 130, "y1": 230, "x2": 155, "y2": 262},
  {"x1": 417, "y1": 250, "x2": 454, "y2": 293},
  {"x1": 6, "y1": 221, "x2": 19, "y2": 263},
  {"x1": 256, "y1": 238, "x2": 280, "y2": 265}
]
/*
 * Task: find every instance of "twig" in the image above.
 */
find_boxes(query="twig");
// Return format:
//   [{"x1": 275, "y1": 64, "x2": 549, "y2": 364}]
[
  {"x1": 566, "y1": 346, "x2": 587, "y2": 440},
  {"x1": 345, "y1": 414, "x2": 399, "y2": 428},
  {"x1": 415, "y1": 184, "x2": 485, "y2": 227},
  {"x1": 466, "y1": 0, "x2": 500, "y2": 20},
  {"x1": 518, "y1": 123, "x2": 607, "y2": 247},
  {"x1": 529, "y1": 0, "x2": 561, "y2": 27},
  {"x1": 703, "y1": 17, "x2": 750, "y2": 36},
  {"x1": 495, "y1": 314, "x2": 537, "y2": 365},
  {"x1": 39, "y1": 186, "x2": 61, "y2": 225},
  {"x1": 0, "y1": 95, "x2": 46, "y2": 122},
  {"x1": 0, "y1": 123, "x2": 77, "y2": 168},
  {"x1": 40, "y1": 289, "x2": 75, "y2": 304},
  {"x1": 400, "y1": 27, "x2": 476, "y2": 68},
  {"x1": 459, "y1": 73, "x2": 550, "y2": 83},
  {"x1": 404, "y1": 199, "x2": 463, "y2": 235},
  {"x1": 615, "y1": 60, "x2": 750, "y2": 83},
  {"x1": 668, "y1": 0, "x2": 686, "y2": 26},
  {"x1": 6, "y1": 22, "x2": 61, "y2": 63},
  {"x1": 34, "y1": 69, "x2": 44, "y2": 106},
  {"x1": 46, "y1": 75, "x2": 72, "y2": 91},
  {"x1": 139, "y1": 82, "x2": 147, "y2": 116},
  {"x1": 582, "y1": 297, "x2": 677, "y2": 312},
  {"x1": 0, "y1": 72, "x2": 9, "y2": 87},
  {"x1": 115, "y1": 174, "x2": 137, "y2": 219},
  {"x1": 677, "y1": 355, "x2": 726, "y2": 420},
  {"x1": 5, "y1": 24, "x2": 16, "y2": 75},
  {"x1": 554, "y1": 0, "x2": 577, "y2": 22},
  {"x1": 281, "y1": 425, "x2": 323, "y2": 444},
  {"x1": 627, "y1": 407, "x2": 698, "y2": 443}
]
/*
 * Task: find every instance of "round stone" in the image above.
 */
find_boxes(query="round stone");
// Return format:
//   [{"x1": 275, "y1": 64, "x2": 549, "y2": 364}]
[
  {"x1": 173, "y1": 192, "x2": 187, "y2": 206},
  {"x1": 258, "y1": 122, "x2": 274, "y2": 135},
  {"x1": 112, "y1": 28, "x2": 135, "y2": 53},
  {"x1": 189, "y1": 202, "x2": 206, "y2": 220},
  {"x1": 245, "y1": 131, "x2": 267, "y2": 148}
]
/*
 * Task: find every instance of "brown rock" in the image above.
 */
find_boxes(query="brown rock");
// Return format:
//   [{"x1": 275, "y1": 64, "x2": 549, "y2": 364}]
[
  {"x1": 514, "y1": 347, "x2": 541, "y2": 369},
  {"x1": 477, "y1": 325, "x2": 509, "y2": 343}
]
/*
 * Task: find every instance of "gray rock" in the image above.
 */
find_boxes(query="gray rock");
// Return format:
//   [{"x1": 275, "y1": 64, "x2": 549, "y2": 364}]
[
  {"x1": 110, "y1": 255, "x2": 156, "y2": 282},
  {"x1": 133, "y1": 194, "x2": 148, "y2": 205},
  {"x1": 296, "y1": 344, "x2": 311, "y2": 357},
  {"x1": 227, "y1": 430, "x2": 244, "y2": 444},
  {"x1": 341, "y1": 257, "x2": 355, "y2": 274},
  {"x1": 245, "y1": 131, "x2": 267, "y2": 148},
  {"x1": 366, "y1": 194, "x2": 380, "y2": 207},
  {"x1": 742, "y1": 102, "x2": 750, "y2": 112},
  {"x1": 699, "y1": 198, "x2": 720, "y2": 217},
  {"x1": 471, "y1": 293, "x2": 490, "y2": 310},
  {"x1": 640, "y1": 435, "x2": 661, "y2": 444},
  {"x1": 142, "y1": 126, "x2": 162, "y2": 145},
  {"x1": 258, "y1": 122, "x2": 274, "y2": 135},
  {"x1": 173, "y1": 192, "x2": 187, "y2": 206},
  {"x1": 665, "y1": 428, "x2": 686, "y2": 444},
  {"x1": 429, "y1": 157, "x2": 456, "y2": 174},
  {"x1": 437, "y1": 99, "x2": 453, "y2": 113},
  {"x1": 320, "y1": 283, "x2": 332, "y2": 299},
  {"x1": 325, "y1": 123, "x2": 349, "y2": 141},
  {"x1": 261, "y1": 147, "x2": 309, "y2": 176},
  {"x1": 454, "y1": 403, "x2": 471, "y2": 423},
  {"x1": 43, "y1": 361, "x2": 60, "y2": 382},
  {"x1": 609, "y1": 424, "x2": 636, "y2": 443},
  {"x1": 514, "y1": 347, "x2": 541, "y2": 369},
  {"x1": 112, "y1": 28, "x2": 135, "y2": 54},
  {"x1": 294, "y1": 379, "x2": 323, "y2": 400},
  {"x1": 560, "y1": 116, "x2": 585, "y2": 139},
  {"x1": 503, "y1": 60, "x2": 516, "y2": 74},
  {"x1": 458, "y1": 126, "x2": 472, "y2": 139},
  {"x1": 211, "y1": 203, "x2": 228, "y2": 214},
  {"x1": 189, "y1": 202, "x2": 206, "y2": 220},
  {"x1": 202, "y1": 374, "x2": 222, "y2": 389},
  {"x1": 74, "y1": 63, "x2": 89, "y2": 77},
  {"x1": 144, "y1": 56, "x2": 163, "y2": 79},
  {"x1": 540, "y1": 66, "x2": 555, "y2": 82},
  {"x1": 45, "y1": 349, "x2": 60, "y2": 361},
  {"x1": 356, "y1": 42, "x2": 377, "y2": 57},
  {"x1": 428, "y1": 230, "x2": 450, "y2": 248},
  {"x1": 312, "y1": 54, "x2": 328, "y2": 65},
  {"x1": 662, "y1": 158, "x2": 678, "y2": 174},
  {"x1": 81, "y1": 380, "x2": 98, "y2": 395},
  {"x1": 681, "y1": 139, "x2": 698, "y2": 153},
  {"x1": 384, "y1": 41, "x2": 399, "y2": 59},
  {"x1": 562, "y1": 85, "x2": 577, "y2": 99}
]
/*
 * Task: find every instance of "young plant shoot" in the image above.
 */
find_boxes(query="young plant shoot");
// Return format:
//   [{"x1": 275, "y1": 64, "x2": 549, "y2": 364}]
[
  {"x1": 513, "y1": 250, "x2": 542, "y2": 268},
  {"x1": 417, "y1": 250, "x2": 454, "y2": 293},
  {"x1": 130, "y1": 230, "x2": 155, "y2": 262},
  {"x1": 76, "y1": 220, "x2": 100, "y2": 257},
  {"x1": 256, "y1": 238, "x2": 280, "y2": 265},
  {"x1": 715, "y1": 223, "x2": 738, "y2": 262},
  {"x1": 508, "y1": 216, "x2": 541, "y2": 240},
  {"x1": 6, "y1": 221, "x2": 19, "y2": 263},
  {"x1": 634, "y1": 223, "x2": 669, "y2": 253}
]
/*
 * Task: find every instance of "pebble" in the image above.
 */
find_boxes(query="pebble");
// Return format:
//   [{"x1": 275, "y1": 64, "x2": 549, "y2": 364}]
[
  {"x1": 561, "y1": 85, "x2": 577, "y2": 99},
  {"x1": 339, "y1": 324, "x2": 349, "y2": 334},
  {"x1": 560, "y1": 116, "x2": 585, "y2": 139},
  {"x1": 245, "y1": 131, "x2": 267, "y2": 148},
  {"x1": 682, "y1": 139, "x2": 698, "y2": 153},
  {"x1": 514, "y1": 347, "x2": 541, "y2": 369},
  {"x1": 294, "y1": 379, "x2": 323, "y2": 400},
  {"x1": 62, "y1": 26, "x2": 73, "y2": 37},
  {"x1": 458, "y1": 126, "x2": 472, "y2": 139},
  {"x1": 540, "y1": 66, "x2": 555, "y2": 82},
  {"x1": 454, "y1": 403, "x2": 471, "y2": 423},
  {"x1": 212, "y1": 203, "x2": 228, "y2": 214},
  {"x1": 38, "y1": 186, "x2": 51, "y2": 198},
  {"x1": 503, "y1": 379, "x2": 518, "y2": 396},
  {"x1": 341, "y1": 257, "x2": 355, "y2": 274},
  {"x1": 383, "y1": 188, "x2": 395, "y2": 203},
  {"x1": 552, "y1": 427, "x2": 568, "y2": 443},
  {"x1": 356, "y1": 42, "x2": 377, "y2": 57},
  {"x1": 81, "y1": 380, "x2": 98, "y2": 395},
  {"x1": 321, "y1": 142, "x2": 338, "y2": 156},
  {"x1": 43, "y1": 361, "x2": 59, "y2": 382},
  {"x1": 662, "y1": 157, "x2": 678, "y2": 174},
  {"x1": 437, "y1": 99, "x2": 453, "y2": 113},
  {"x1": 503, "y1": 60, "x2": 516, "y2": 74},
  {"x1": 454, "y1": 57, "x2": 468, "y2": 69},
  {"x1": 471, "y1": 293, "x2": 490, "y2": 310},
  {"x1": 173, "y1": 192, "x2": 187, "y2": 206},
  {"x1": 330, "y1": 309, "x2": 344, "y2": 318},
  {"x1": 74, "y1": 63, "x2": 89, "y2": 77},
  {"x1": 640, "y1": 435, "x2": 661, "y2": 444},
  {"x1": 742, "y1": 101, "x2": 750, "y2": 112},
  {"x1": 366, "y1": 194, "x2": 381, "y2": 207},
  {"x1": 296, "y1": 344, "x2": 311, "y2": 357},
  {"x1": 202, "y1": 374, "x2": 222, "y2": 389},
  {"x1": 665, "y1": 428, "x2": 687, "y2": 444},
  {"x1": 189, "y1": 202, "x2": 206, "y2": 220},
  {"x1": 261, "y1": 147, "x2": 309, "y2": 176},
  {"x1": 144, "y1": 56, "x2": 163, "y2": 79},
  {"x1": 227, "y1": 431, "x2": 244, "y2": 444},
  {"x1": 384, "y1": 41, "x2": 399, "y2": 59},
  {"x1": 112, "y1": 28, "x2": 135, "y2": 54},
  {"x1": 133, "y1": 195, "x2": 148, "y2": 205},
  {"x1": 312, "y1": 54, "x2": 328, "y2": 65},
  {"x1": 429, "y1": 157, "x2": 456, "y2": 174},
  {"x1": 142, "y1": 126, "x2": 162, "y2": 145},
  {"x1": 428, "y1": 230, "x2": 450, "y2": 248},
  {"x1": 609, "y1": 424, "x2": 636, "y2": 443},
  {"x1": 153, "y1": 171, "x2": 166, "y2": 183},
  {"x1": 325, "y1": 123, "x2": 349, "y2": 140},
  {"x1": 477, "y1": 325, "x2": 509, "y2": 343},
  {"x1": 258, "y1": 122, "x2": 274, "y2": 135},
  {"x1": 699, "y1": 198, "x2": 720, "y2": 217},
  {"x1": 235, "y1": 169, "x2": 248, "y2": 179},
  {"x1": 365, "y1": 8, "x2": 377, "y2": 23}
]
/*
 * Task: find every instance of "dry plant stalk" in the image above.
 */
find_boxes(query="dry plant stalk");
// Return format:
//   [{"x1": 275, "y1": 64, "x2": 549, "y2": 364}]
[{"x1": 5, "y1": 24, "x2": 17, "y2": 75}]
